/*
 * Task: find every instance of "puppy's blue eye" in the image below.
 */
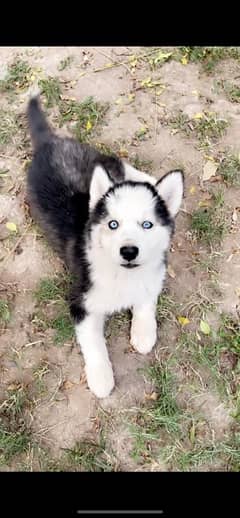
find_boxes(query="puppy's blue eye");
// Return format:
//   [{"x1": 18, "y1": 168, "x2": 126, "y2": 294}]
[
  {"x1": 142, "y1": 221, "x2": 153, "y2": 229},
  {"x1": 108, "y1": 220, "x2": 119, "y2": 230}
]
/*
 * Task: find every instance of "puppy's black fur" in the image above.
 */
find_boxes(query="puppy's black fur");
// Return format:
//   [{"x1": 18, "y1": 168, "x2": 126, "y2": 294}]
[{"x1": 27, "y1": 96, "x2": 124, "y2": 321}]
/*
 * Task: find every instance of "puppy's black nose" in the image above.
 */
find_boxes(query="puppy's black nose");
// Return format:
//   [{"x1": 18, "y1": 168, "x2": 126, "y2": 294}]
[{"x1": 120, "y1": 246, "x2": 139, "y2": 262}]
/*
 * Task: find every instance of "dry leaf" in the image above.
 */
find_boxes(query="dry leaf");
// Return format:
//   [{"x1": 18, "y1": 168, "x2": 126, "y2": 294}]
[
  {"x1": 178, "y1": 316, "x2": 190, "y2": 326},
  {"x1": 189, "y1": 186, "x2": 196, "y2": 194},
  {"x1": 167, "y1": 264, "x2": 176, "y2": 279},
  {"x1": 202, "y1": 161, "x2": 218, "y2": 181},
  {"x1": 198, "y1": 200, "x2": 211, "y2": 207},
  {"x1": 61, "y1": 380, "x2": 75, "y2": 391},
  {"x1": 6, "y1": 221, "x2": 17, "y2": 232},
  {"x1": 200, "y1": 320, "x2": 211, "y2": 335},
  {"x1": 145, "y1": 391, "x2": 158, "y2": 401},
  {"x1": 7, "y1": 383, "x2": 21, "y2": 391}
]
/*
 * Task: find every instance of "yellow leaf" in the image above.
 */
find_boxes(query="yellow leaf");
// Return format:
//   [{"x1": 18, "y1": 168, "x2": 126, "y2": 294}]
[
  {"x1": 178, "y1": 316, "x2": 190, "y2": 326},
  {"x1": 86, "y1": 120, "x2": 92, "y2": 131},
  {"x1": 30, "y1": 74, "x2": 36, "y2": 82},
  {"x1": 193, "y1": 112, "x2": 204, "y2": 119},
  {"x1": 190, "y1": 186, "x2": 196, "y2": 194},
  {"x1": 145, "y1": 391, "x2": 158, "y2": 401},
  {"x1": 198, "y1": 200, "x2": 211, "y2": 207},
  {"x1": 181, "y1": 56, "x2": 188, "y2": 65},
  {"x1": 115, "y1": 98, "x2": 122, "y2": 105},
  {"x1": 204, "y1": 154, "x2": 215, "y2": 161},
  {"x1": 6, "y1": 222, "x2": 17, "y2": 232},
  {"x1": 192, "y1": 90, "x2": 198, "y2": 96},
  {"x1": 200, "y1": 320, "x2": 211, "y2": 335},
  {"x1": 202, "y1": 161, "x2": 218, "y2": 181},
  {"x1": 235, "y1": 287, "x2": 240, "y2": 297}
]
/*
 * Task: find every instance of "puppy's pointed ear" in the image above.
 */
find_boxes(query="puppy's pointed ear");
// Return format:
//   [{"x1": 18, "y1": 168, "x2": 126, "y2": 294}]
[
  {"x1": 155, "y1": 170, "x2": 184, "y2": 218},
  {"x1": 89, "y1": 165, "x2": 113, "y2": 210}
]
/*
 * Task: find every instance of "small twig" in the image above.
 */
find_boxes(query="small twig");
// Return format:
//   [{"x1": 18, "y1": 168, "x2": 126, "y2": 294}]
[{"x1": 94, "y1": 48, "x2": 132, "y2": 74}]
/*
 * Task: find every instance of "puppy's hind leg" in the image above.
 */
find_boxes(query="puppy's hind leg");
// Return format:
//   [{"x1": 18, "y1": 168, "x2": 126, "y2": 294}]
[{"x1": 75, "y1": 313, "x2": 114, "y2": 398}]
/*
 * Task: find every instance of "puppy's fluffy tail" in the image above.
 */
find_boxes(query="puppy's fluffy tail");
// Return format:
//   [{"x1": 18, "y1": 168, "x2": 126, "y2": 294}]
[{"x1": 27, "y1": 91, "x2": 52, "y2": 150}]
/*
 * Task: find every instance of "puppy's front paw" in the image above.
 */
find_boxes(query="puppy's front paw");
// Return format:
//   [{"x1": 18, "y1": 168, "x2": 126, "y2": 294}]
[
  {"x1": 85, "y1": 359, "x2": 115, "y2": 398},
  {"x1": 130, "y1": 318, "x2": 157, "y2": 355}
]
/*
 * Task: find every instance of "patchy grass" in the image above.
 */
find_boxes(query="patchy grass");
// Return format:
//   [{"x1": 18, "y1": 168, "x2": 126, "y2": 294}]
[
  {"x1": 157, "y1": 293, "x2": 178, "y2": 322},
  {"x1": 218, "y1": 154, "x2": 240, "y2": 186},
  {"x1": 176, "y1": 47, "x2": 240, "y2": 73},
  {"x1": 34, "y1": 274, "x2": 74, "y2": 345},
  {"x1": 64, "y1": 436, "x2": 115, "y2": 472},
  {"x1": 191, "y1": 190, "x2": 226, "y2": 245},
  {"x1": 169, "y1": 111, "x2": 228, "y2": 147},
  {"x1": 129, "y1": 361, "x2": 188, "y2": 462},
  {"x1": 0, "y1": 109, "x2": 19, "y2": 145},
  {"x1": 0, "y1": 384, "x2": 33, "y2": 465},
  {"x1": 161, "y1": 434, "x2": 240, "y2": 471},
  {"x1": 58, "y1": 96, "x2": 109, "y2": 143},
  {"x1": 0, "y1": 299, "x2": 10, "y2": 325},
  {"x1": 179, "y1": 316, "x2": 240, "y2": 400},
  {"x1": 0, "y1": 427, "x2": 31, "y2": 464},
  {"x1": 51, "y1": 312, "x2": 74, "y2": 344},
  {"x1": 0, "y1": 58, "x2": 32, "y2": 92},
  {"x1": 38, "y1": 77, "x2": 62, "y2": 108},
  {"x1": 133, "y1": 155, "x2": 153, "y2": 173},
  {"x1": 35, "y1": 275, "x2": 67, "y2": 303},
  {"x1": 219, "y1": 80, "x2": 240, "y2": 103},
  {"x1": 58, "y1": 56, "x2": 74, "y2": 71}
]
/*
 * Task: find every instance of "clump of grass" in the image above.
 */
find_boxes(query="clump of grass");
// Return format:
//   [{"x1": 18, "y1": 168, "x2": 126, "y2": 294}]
[
  {"x1": 219, "y1": 80, "x2": 240, "y2": 103},
  {"x1": 133, "y1": 155, "x2": 153, "y2": 173},
  {"x1": 51, "y1": 312, "x2": 74, "y2": 344},
  {"x1": 191, "y1": 190, "x2": 226, "y2": 245},
  {"x1": 0, "y1": 58, "x2": 32, "y2": 92},
  {"x1": 0, "y1": 109, "x2": 19, "y2": 145},
  {"x1": 64, "y1": 436, "x2": 114, "y2": 472},
  {"x1": 58, "y1": 55, "x2": 74, "y2": 71},
  {"x1": 0, "y1": 299, "x2": 10, "y2": 325},
  {"x1": 161, "y1": 435, "x2": 240, "y2": 471},
  {"x1": 58, "y1": 96, "x2": 109, "y2": 143},
  {"x1": 169, "y1": 111, "x2": 228, "y2": 147},
  {"x1": 218, "y1": 154, "x2": 240, "y2": 186},
  {"x1": 130, "y1": 362, "x2": 184, "y2": 462},
  {"x1": 157, "y1": 293, "x2": 179, "y2": 322},
  {"x1": 38, "y1": 77, "x2": 62, "y2": 108},
  {"x1": 0, "y1": 427, "x2": 31, "y2": 464},
  {"x1": 34, "y1": 274, "x2": 74, "y2": 345},
  {"x1": 0, "y1": 384, "x2": 33, "y2": 465},
  {"x1": 176, "y1": 47, "x2": 240, "y2": 73},
  {"x1": 35, "y1": 275, "x2": 68, "y2": 303}
]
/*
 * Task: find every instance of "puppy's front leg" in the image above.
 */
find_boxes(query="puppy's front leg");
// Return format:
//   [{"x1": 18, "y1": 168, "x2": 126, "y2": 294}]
[
  {"x1": 130, "y1": 303, "x2": 157, "y2": 354},
  {"x1": 75, "y1": 314, "x2": 114, "y2": 398}
]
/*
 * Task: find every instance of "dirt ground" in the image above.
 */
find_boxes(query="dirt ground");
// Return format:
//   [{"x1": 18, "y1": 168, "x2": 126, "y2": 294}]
[{"x1": 0, "y1": 46, "x2": 240, "y2": 472}]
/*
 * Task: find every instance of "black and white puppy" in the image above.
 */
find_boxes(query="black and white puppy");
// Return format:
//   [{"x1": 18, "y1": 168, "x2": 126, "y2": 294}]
[{"x1": 27, "y1": 95, "x2": 184, "y2": 398}]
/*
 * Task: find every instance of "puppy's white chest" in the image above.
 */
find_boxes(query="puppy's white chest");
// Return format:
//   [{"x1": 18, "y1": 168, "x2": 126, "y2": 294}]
[{"x1": 86, "y1": 264, "x2": 165, "y2": 314}]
